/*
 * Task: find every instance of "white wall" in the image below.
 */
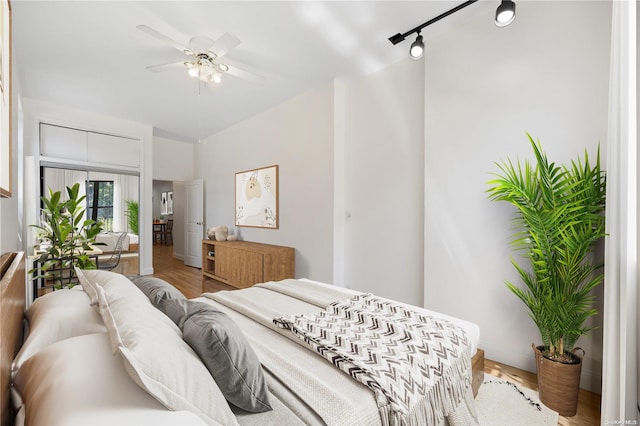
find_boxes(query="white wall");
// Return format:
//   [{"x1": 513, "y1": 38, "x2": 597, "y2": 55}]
[
  {"x1": 21, "y1": 98, "x2": 155, "y2": 275},
  {"x1": 152, "y1": 136, "x2": 194, "y2": 182},
  {"x1": 152, "y1": 136, "x2": 193, "y2": 261},
  {"x1": 171, "y1": 181, "x2": 186, "y2": 260},
  {"x1": 423, "y1": 1, "x2": 611, "y2": 393},
  {"x1": 340, "y1": 58, "x2": 425, "y2": 305},
  {"x1": 0, "y1": 55, "x2": 23, "y2": 254},
  {"x1": 194, "y1": 83, "x2": 334, "y2": 282}
]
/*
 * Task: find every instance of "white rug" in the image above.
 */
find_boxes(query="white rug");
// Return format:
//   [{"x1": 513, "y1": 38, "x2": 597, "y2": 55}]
[{"x1": 475, "y1": 374, "x2": 559, "y2": 425}]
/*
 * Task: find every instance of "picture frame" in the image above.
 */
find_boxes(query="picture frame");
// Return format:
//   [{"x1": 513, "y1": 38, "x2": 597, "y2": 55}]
[
  {"x1": 235, "y1": 165, "x2": 278, "y2": 229},
  {"x1": 160, "y1": 192, "x2": 168, "y2": 215},
  {"x1": 167, "y1": 191, "x2": 173, "y2": 215},
  {"x1": 0, "y1": 0, "x2": 11, "y2": 198}
]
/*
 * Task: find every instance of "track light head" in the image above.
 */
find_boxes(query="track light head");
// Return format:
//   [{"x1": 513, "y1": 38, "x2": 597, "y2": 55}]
[
  {"x1": 409, "y1": 33, "x2": 424, "y2": 60},
  {"x1": 495, "y1": 0, "x2": 516, "y2": 27}
]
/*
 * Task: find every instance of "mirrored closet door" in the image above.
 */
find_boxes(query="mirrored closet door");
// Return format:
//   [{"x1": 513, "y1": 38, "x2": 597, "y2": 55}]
[{"x1": 40, "y1": 166, "x2": 140, "y2": 275}]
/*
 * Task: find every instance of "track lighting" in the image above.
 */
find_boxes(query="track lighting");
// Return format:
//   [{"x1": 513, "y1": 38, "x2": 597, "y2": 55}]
[
  {"x1": 389, "y1": 1, "x2": 516, "y2": 58},
  {"x1": 495, "y1": 0, "x2": 516, "y2": 27},
  {"x1": 409, "y1": 33, "x2": 424, "y2": 60}
]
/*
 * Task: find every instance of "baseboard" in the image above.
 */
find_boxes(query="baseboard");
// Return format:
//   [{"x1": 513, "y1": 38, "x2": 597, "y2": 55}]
[
  {"x1": 140, "y1": 266, "x2": 154, "y2": 275},
  {"x1": 579, "y1": 366, "x2": 602, "y2": 395},
  {"x1": 173, "y1": 253, "x2": 184, "y2": 261}
]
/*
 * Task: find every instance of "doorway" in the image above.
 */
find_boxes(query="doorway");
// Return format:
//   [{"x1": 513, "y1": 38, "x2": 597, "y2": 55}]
[{"x1": 152, "y1": 180, "x2": 187, "y2": 265}]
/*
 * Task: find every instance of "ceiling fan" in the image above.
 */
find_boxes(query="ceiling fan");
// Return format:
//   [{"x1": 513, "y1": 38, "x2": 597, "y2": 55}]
[{"x1": 137, "y1": 25, "x2": 263, "y2": 85}]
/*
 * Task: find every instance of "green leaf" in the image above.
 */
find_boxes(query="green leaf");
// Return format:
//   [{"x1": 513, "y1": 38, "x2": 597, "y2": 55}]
[{"x1": 487, "y1": 134, "x2": 606, "y2": 358}]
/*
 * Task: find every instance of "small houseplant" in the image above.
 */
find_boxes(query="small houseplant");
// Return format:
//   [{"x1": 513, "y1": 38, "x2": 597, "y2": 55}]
[
  {"x1": 486, "y1": 134, "x2": 606, "y2": 416},
  {"x1": 32, "y1": 183, "x2": 103, "y2": 289},
  {"x1": 125, "y1": 199, "x2": 139, "y2": 235}
]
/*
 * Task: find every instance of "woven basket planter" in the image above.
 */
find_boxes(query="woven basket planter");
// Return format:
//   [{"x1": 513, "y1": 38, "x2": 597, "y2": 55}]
[{"x1": 532, "y1": 344, "x2": 584, "y2": 417}]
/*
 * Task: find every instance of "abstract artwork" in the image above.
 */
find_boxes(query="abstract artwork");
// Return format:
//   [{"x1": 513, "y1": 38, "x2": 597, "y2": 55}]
[
  {"x1": 160, "y1": 191, "x2": 168, "y2": 215},
  {"x1": 235, "y1": 165, "x2": 278, "y2": 229},
  {"x1": 167, "y1": 191, "x2": 173, "y2": 215}
]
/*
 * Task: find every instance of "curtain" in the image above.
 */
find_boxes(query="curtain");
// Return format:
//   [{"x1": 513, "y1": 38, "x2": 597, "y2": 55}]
[
  {"x1": 42, "y1": 168, "x2": 88, "y2": 222},
  {"x1": 113, "y1": 174, "x2": 139, "y2": 233},
  {"x1": 43, "y1": 168, "x2": 87, "y2": 199},
  {"x1": 602, "y1": 1, "x2": 639, "y2": 423}
]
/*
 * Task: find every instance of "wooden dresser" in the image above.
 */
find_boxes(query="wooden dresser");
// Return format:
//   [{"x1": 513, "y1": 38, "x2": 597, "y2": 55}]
[{"x1": 202, "y1": 240, "x2": 294, "y2": 288}]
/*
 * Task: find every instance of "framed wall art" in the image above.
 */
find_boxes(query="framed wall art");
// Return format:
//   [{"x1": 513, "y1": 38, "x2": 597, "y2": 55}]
[
  {"x1": 166, "y1": 191, "x2": 173, "y2": 215},
  {"x1": 235, "y1": 165, "x2": 278, "y2": 229},
  {"x1": 0, "y1": 0, "x2": 11, "y2": 198},
  {"x1": 160, "y1": 191, "x2": 168, "y2": 215}
]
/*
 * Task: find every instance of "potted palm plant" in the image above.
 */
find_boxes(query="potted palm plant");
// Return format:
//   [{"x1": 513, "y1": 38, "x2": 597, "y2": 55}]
[
  {"x1": 486, "y1": 134, "x2": 606, "y2": 417},
  {"x1": 31, "y1": 183, "x2": 103, "y2": 289}
]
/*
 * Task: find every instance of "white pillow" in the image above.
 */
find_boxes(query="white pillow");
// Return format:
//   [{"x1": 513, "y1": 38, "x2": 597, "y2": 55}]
[
  {"x1": 75, "y1": 268, "x2": 149, "y2": 306},
  {"x1": 91, "y1": 272, "x2": 238, "y2": 426},
  {"x1": 13, "y1": 333, "x2": 209, "y2": 426},
  {"x1": 76, "y1": 268, "x2": 177, "y2": 352},
  {"x1": 11, "y1": 288, "x2": 106, "y2": 376},
  {"x1": 75, "y1": 266, "x2": 99, "y2": 304}
]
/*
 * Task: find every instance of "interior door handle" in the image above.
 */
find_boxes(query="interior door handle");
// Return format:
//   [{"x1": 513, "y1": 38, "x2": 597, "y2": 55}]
[{"x1": 196, "y1": 221, "x2": 203, "y2": 225}]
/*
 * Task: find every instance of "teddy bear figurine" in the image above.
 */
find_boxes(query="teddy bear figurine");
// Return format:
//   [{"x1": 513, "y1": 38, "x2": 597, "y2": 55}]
[
  {"x1": 214, "y1": 225, "x2": 228, "y2": 242},
  {"x1": 206, "y1": 226, "x2": 217, "y2": 240}
]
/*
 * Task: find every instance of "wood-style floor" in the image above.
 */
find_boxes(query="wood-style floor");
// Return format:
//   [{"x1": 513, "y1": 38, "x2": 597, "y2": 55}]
[
  {"x1": 151, "y1": 243, "x2": 235, "y2": 298},
  {"x1": 151, "y1": 244, "x2": 602, "y2": 425},
  {"x1": 484, "y1": 359, "x2": 601, "y2": 425}
]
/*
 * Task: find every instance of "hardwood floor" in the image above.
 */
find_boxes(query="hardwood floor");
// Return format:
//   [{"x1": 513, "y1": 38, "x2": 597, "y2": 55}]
[
  {"x1": 151, "y1": 243, "x2": 235, "y2": 298},
  {"x1": 484, "y1": 358, "x2": 601, "y2": 425},
  {"x1": 151, "y1": 244, "x2": 602, "y2": 425}
]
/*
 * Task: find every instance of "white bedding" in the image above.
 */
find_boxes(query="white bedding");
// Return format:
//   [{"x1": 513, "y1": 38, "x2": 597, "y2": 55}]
[
  {"x1": 13, "y1": 333, "x2": 207, "y2": 426},
  {"x1": 296, "y1": 278, "x2": 480, "y2": 355},
  {"x1": 11, "y1": 275, "x2": 480, "y2": 426}
]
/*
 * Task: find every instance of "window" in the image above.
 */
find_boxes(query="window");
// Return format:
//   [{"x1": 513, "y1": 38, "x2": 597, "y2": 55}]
[{"x1": 86, "y1": 180, "x2": 114, "y2": 231}]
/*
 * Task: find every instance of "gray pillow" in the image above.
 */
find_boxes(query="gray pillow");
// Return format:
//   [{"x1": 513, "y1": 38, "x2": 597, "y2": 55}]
[
  {"x1": 162, "y1": 298, "x2": 190, "y2": 328},
  {"x1": 130, "y1": 276, "x2": 186, "y2": 313},
  {"x1": 181, "y1": 301, "x2": 272, "y2": 413}
]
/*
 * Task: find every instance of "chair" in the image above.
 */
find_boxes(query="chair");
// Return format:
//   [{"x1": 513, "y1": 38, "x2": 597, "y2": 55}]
[
  {"x1": 153, "y1": 223, "x2": 164, "y2": 244},
  {"x1": 160, "y1": 219, "x2": 173, "y2": 245},
  {"x1": 97, "y1": 232, "x2": 127, "y2": 271}
]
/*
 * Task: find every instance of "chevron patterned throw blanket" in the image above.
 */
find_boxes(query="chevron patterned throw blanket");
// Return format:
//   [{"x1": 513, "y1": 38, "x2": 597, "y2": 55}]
[{"x1": 274, "y1": 294, "x2": 473, "y2": 426}]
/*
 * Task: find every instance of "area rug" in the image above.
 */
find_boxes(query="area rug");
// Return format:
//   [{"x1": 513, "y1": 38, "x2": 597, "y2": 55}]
[{"x1": 474, "y1": 373, "x2": 559, "y2": 425}]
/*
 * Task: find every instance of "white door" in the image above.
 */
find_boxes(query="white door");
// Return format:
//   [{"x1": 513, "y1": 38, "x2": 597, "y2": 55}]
[{"x1": 184, "y1": 179, "x2": 204, "y2": 268}]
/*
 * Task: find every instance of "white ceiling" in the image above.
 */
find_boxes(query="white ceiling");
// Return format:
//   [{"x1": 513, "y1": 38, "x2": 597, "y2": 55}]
[{"x1": 12, "y1": 1, "x2": 495, "y2": 142}]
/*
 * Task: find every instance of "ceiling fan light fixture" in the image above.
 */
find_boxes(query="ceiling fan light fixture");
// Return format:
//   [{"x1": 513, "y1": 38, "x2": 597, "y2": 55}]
[
  {"x1": 140, "y1": 26, "x2": 262, "y2": 85},
  {"x1": 187, "y1": 64, "x2": 199, "y2": 78}
]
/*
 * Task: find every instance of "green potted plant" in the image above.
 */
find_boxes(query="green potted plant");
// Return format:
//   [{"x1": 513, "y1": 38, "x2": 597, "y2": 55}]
[
  {"x1": 486, "y1": 134, "x2": 606, "y2": 417},
  {"x1": 125, "y1": 199, "x2": 139, "y2": 235},
  {"x1": 31, "y1": 183, "x2": 104, "y2": 289}
]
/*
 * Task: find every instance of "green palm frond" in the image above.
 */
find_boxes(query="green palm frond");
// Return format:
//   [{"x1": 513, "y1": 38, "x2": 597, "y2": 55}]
[{"x1": 487, "y1": 134, "x2": 606, "y2": 360}]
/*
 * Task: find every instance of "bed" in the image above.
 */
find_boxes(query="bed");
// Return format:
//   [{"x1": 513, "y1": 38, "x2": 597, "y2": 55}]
[{"x1": 4, "y1": 268, "x2": 484, "y2": 426}]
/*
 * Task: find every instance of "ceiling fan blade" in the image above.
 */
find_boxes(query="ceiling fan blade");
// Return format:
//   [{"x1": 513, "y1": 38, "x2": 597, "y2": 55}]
[
  {"x1": 189, "y1": 36, "x2": 215, "y2": 55},
  {"x1": 209, "y1": 32, "x2": 241, "y2": 59},
  {"x1": 145, "y1": 61, "x2": 187, "y2": 73},
  {"x1": 221, "y1": 59, "x2": 265, "y2": 84},
  {"x1": 137, "y1": 25, "x2": 193, "y2": 55}
]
